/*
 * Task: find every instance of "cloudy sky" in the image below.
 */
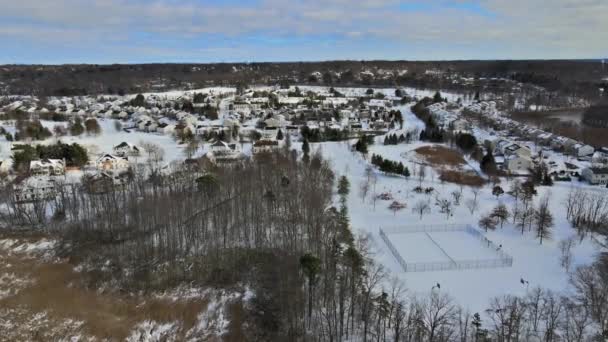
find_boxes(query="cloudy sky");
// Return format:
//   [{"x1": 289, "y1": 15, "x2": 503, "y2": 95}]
[{"x1": 0, "y1": 0, "x2": 606, "y2": 64}]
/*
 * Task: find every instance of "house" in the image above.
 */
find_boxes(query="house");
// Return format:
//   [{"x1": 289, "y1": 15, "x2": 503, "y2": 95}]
[
  {"x1": 286, "y1": 125, "x2": 300, "y2": 136},
  {"x1": 113, "y1": 142, "x2": 140, "y2": 157},
  {"x1": 29, "y1": 159, "x2": 65, "y2": 176},
  {"x1": 96, "y1": 154, "x2": 130, "y2": 172},
  {"x1": 13, "y1": 176, "x2": 57, "y2": 202},
  {"x1": 207, "y1": 140, "x2": 244, "y2": 164},
  {"x1": 84, "y1": 172, "x2": 128, "y2": 194},
  {"x1": 348, "y1": 120, "x2": 363, "y2": 133},
  {"x1": 573, "y1": 144, "x2": 594, "y2": 158},
  {"x1": 0, "y1": 159, "x2": 12, "y2": 174},
  {"x1": 581, "y1": 167, "x2": 608, "y2": 185},
  {"x1": 260, "y1": 127, "x2": 279, "y2": 140},
  {"x1": 505, "y1": 155, "x2": 533, "y2": 174},
  {"x1": 449, "y1": 118, "x2": 470, "y2": 133},
  {"x1": 500, "y1": 142, "x2": 531, "y2": 159},
  {"x1": 252, "y1": 140, "x2": 281, "y2": 154}
]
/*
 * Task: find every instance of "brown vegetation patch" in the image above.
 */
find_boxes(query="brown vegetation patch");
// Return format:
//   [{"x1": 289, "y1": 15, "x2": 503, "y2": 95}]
[
  {"x1": 415, "y1": 145, "x2": 466, "y2": 166},
  {"x1": 0, "y1": 235, "x2": 238, "y2": 341},
  {"x1": 439, "y1": 170, "x2": 487, "y2": 187}
]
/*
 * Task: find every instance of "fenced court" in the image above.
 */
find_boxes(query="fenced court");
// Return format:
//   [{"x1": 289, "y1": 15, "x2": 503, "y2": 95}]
[{"x1": 379, "y1": 224, "x2": 513, "y2": 272}]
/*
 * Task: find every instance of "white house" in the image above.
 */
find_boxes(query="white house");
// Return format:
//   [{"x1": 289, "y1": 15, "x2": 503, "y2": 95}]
[
  {"x1": 505, "y1": 155, "x2": 533, "y2": 174},
  {"x1": 113, "y1": 142, "x2": 140, "y2": 157},
  {"x1": 207, "y1": 141, "x2": 244, "y2": 164},
  {"x1": 252, "y1": 140, "x2": 281, "y2": 154},
  {"x1": 0, "y1": 159, "x2": 12, "y2": 174},
  {"x1": 581, "y1": 167, "x2": 608, "y2": 185},
  {"x1": 13, "y1": 176, "x2": 57, "y2": 202},
  {"x1": 96, "y1": 154, "x2": 130, "y2": 172},
  {"x1": 29, "y1": 159, "x2": 65, "y2": 176},
  {"x1": 573, "y1": 144, "x2": 594, "y2": 158}
]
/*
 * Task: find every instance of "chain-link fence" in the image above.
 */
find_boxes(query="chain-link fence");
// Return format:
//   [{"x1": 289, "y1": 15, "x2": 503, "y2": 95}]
[{"x1": 379, "y1": 224, "x2": 513, "y2": 273}]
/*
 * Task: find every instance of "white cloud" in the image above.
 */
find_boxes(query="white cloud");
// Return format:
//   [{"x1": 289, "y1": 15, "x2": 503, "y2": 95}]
[{"x1": 0, "y1": 0, "x2": 605, "y2": 61}]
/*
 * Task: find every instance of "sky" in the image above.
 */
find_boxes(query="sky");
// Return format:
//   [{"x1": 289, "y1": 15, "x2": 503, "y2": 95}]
[{"x1": 0, "y1": 0, "x2": 606, "y2": 64}]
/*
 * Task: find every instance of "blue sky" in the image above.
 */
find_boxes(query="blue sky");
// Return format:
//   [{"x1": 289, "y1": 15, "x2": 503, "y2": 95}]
[{"x1": 0, "y1": 0, "x2": 606, "y2": 64}]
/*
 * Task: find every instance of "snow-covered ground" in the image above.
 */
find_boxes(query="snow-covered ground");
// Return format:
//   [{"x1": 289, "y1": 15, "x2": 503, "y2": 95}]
[
  {"x1": 313, "y1": 139, "x2": 600, "y2": 314},
  {"x1": 0, "y1": 119, "x2": 186, "y2": 163}
]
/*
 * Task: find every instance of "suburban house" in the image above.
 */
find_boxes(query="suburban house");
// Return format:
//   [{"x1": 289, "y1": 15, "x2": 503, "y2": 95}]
[
  {"x1": 96, "y1": 154, "x2": 130, "y2": 172},
  {"x1": 573, "y1": 144, "x2": 595, "y2": 159},
  {"x1": 449, "y1": 118, "x2": 470, "y2": 133},
  {"x1": 113, "y1": 142, "x2": 140, "y2": 157},
  {"x1": 207, "y1": 140, "x2": 244, "y2": 164},
  {"x1": 29, "y1": 159, "x2": 66, "y2": 176},
  {"x1": 13, "y1": 176, "x2": 57, "y2": 202},
  {"x1": 0, "y1": 159, "x2": 12, "y2": 174},
  {"x1": 505, "y1": 155, "x2": 533, "y2": 174},
  {"x1": 252, "y1": 140, "x2": 281, "y2": 154},
  {"x1": 84, "y1": 172, "x2": 128, "y2": 194},
  {"x1": 582, "y1": 167, "x2": 608, "y2": 185}
]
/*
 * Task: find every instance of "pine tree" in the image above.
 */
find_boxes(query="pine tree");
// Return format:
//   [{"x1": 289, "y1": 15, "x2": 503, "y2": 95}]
[
  {"x1": 492, "y1": 186, "x2": 504, "y2": 199},
  {"x1": 355, "y1": 137, "x2": 368, "y2": 154},
  {"x1": 480, "y1": 150, "x2": 497, "y2": 174},
  {"x1": 300, "y1": 253, "x2": 321, "y2": 323},
  {"x1": 302, "y1": 139, "x2": 310, "y2": 157},
  {"x1": 433, "y1": 91, "x2": 443, "y2": 103},
  {"x1": 338, "y1": 176, "x2": 350, "y2": 198}
]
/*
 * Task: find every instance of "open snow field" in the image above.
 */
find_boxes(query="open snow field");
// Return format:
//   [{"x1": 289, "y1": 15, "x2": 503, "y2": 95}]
[{"x1": 313, "y1": 132, "x2": 600, "y2": 313}]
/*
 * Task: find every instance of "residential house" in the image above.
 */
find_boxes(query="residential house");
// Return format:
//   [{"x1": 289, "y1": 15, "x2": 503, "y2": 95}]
[
  {"x1": 96, "y1": 154, "x2": 130, "y2": 172},
  {"x1": 573, "y1": 144, "x2": 594, "y2": 159},
  {"x1": 505, "y1": 155, "x2": 533, "y2": 174},
  {"x1": 581, "y1": 167, "x2": 608, "y2": 185},
  {"x1": 113, "y1": 142, "x2": 140, "y2": 157},
  {"x1": 13, "y1": 176, "x2": 57, "y2": 202},
  {"x1": 252, "y1": 140, "x2": 281, "y2": 154},
  {"x1": 207, "y1": 140, "x2": 244, "y2": 164},
  {"x1": 29, "y1": 159, "x2": 65, "y2": 176}
]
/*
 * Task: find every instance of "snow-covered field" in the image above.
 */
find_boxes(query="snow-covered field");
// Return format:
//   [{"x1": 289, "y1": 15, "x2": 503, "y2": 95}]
[{"x1": 313, "y1": 138, "x2": 600, "y2": 314}]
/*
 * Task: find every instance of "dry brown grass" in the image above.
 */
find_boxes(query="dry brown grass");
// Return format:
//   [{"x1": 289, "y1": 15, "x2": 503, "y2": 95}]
[
  {"x1": 0, "y1": 234, "x2": 236, "y2": 341},
  {"x1": 439, "y1": 169, "x2": 487, "y2": 187},
  {"x1": 415, "y1": 145, "x2": 466, "y2": 166}
]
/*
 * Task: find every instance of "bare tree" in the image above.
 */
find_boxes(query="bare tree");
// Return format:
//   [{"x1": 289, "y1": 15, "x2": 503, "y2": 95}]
[
  {"x1": 435, "y1": 197, "x2": 454, "y2": 220},
  {"x1": 451, "y1": 187, "x2": 463, "y2": 206},
  {"x1": 465, "y1": 197, "x2": 479, "y2": 215},
  {"x1": 423, "y1": 291, "x2": 457, "y2": 342},
  {"x1": 418, "y1": 164, "x2": 427, "y2": 187},
  {"x1": 535, "y1": 195, "x2": 554, "y2": 245},
  {"x1": 478, "y1": 215, "x2": 497, "y2": 232},
  {"x1": 559, "y1": 237, "x2": 575, "y2": 271},
  {"x1": 412, "y1": 200, "x2": 431, "y2": 220}
]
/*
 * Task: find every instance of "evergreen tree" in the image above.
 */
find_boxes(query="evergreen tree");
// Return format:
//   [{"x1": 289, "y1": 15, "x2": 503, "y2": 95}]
[
  {"x1": 302, "y1": 139, "x2": 310, "y2": 162},
  {"x1": 480, "y1": 150, "x2": 497, "y2": 175},
  {"x1": 300, "y1": 253, "x2": 321, "y2": 322},
  {"x1": 492, "y1": 186, "x2": 505, "y2": 199},
  {"x1": 355, "y1": 137, "x2": 368, "y2": 154},
  {"x1": 433, "y1": 91, "x2": 443, "y2": 103},
  {"x1": 69, "y1": 118, "x2": 85, "y2": 136}
]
